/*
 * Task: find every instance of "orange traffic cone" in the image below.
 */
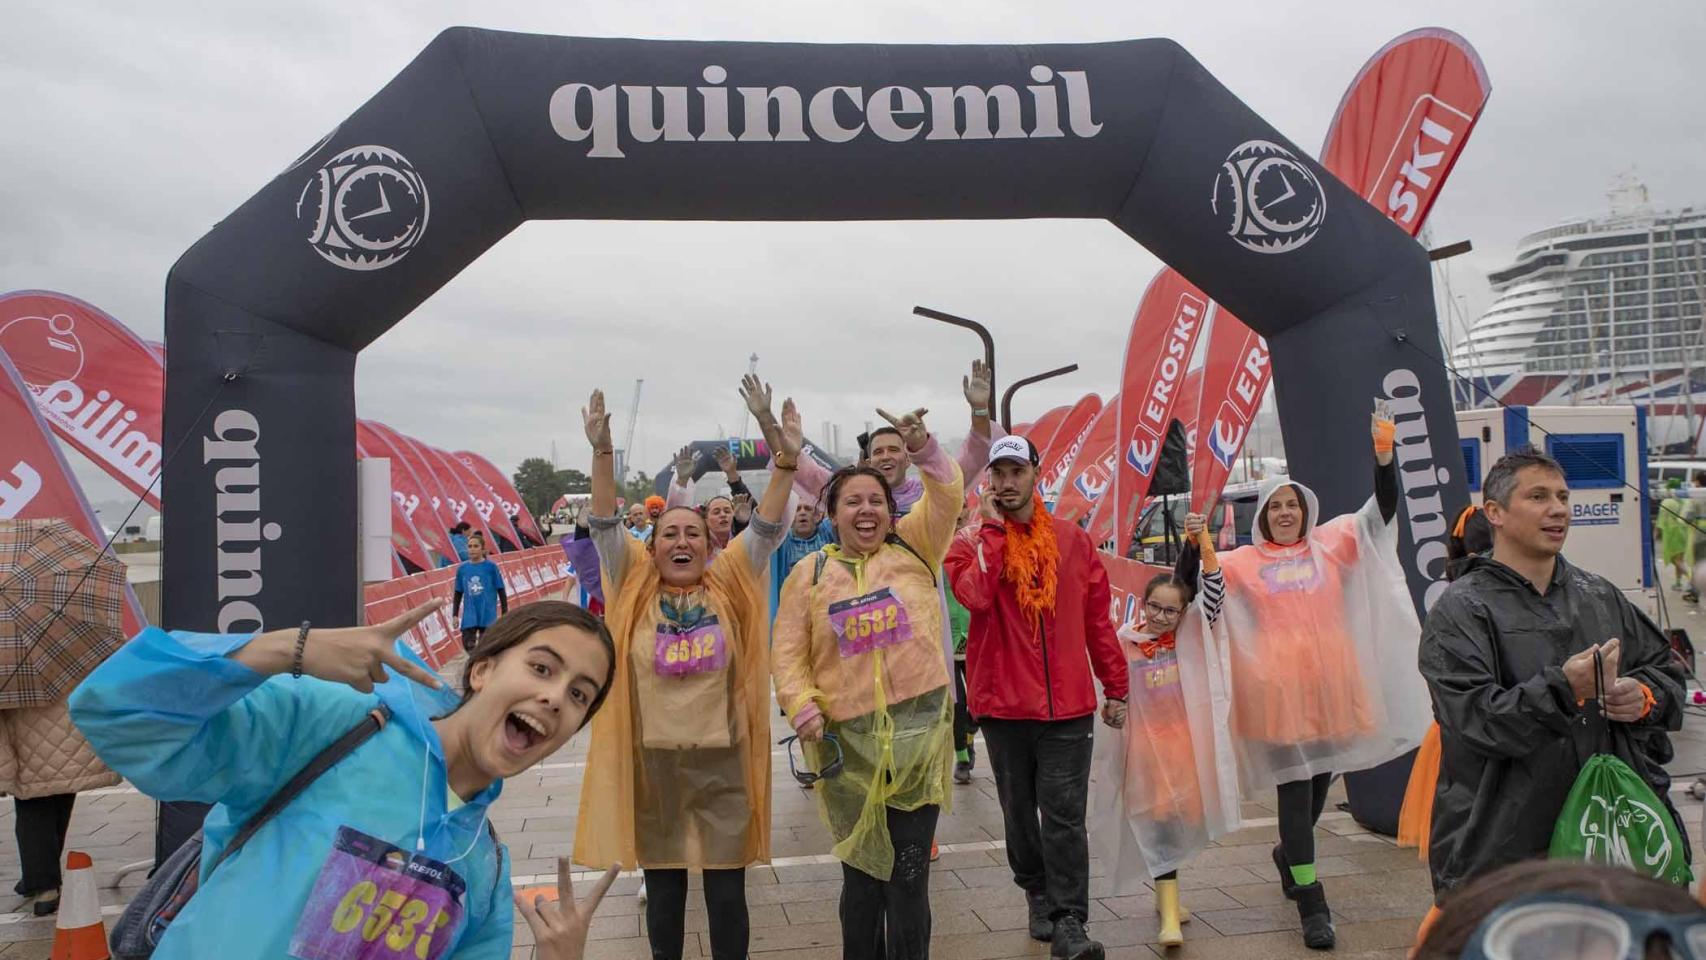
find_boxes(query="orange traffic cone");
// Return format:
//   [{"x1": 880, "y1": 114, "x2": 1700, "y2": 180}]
[{"x1": 49, "y1": 851, "x2": 108, "y2": 960}]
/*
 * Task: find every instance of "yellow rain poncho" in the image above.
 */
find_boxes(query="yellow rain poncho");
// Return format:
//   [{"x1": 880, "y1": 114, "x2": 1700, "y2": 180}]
[
  {"x1": 574, "y1": 514, "x2": 783, "y2": 870},
  {"x1": 772, "y1": 439, "x2": 963, "y2": 881}
]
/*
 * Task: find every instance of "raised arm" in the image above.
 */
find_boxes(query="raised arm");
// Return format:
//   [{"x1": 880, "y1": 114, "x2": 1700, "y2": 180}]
[
  {"x1": 666, "y1": 444, "x2": 697, "y2": 510},
  {"x1": 884, "y1": 406, "x2": 965, "y2": 563},
  {"x1": 585, "y1": 390, "x2": 616, "y2": 518},
  {"x1": 740, "y1": 377, "x2": 802, "y2": 528},
  {"x1": 958, "y1": 358, "x2": 997, "y2": 478},
  {"x1": 69, "y1": 605, "x2": 441, "y2": 811},
  {"x1": 1373, "y1": 399, "x2": 1397, "y2": 524},
  {"x1": 582, "y1": 389, "x2": 637, "y2": 590},
  {"x1": 712, "y1": 446, "x2": 752, "y2": 504},
  {"x1": 727, "y1": 375, "x2": 799, "y2": 570},
  {"x1": 1182, "y1": 512, "x2": 1225, "y2": 625}
]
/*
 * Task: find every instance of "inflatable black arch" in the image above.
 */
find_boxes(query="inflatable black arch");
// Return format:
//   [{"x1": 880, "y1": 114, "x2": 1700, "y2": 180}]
[{"x1": 163, "y1": 28, "x2": 1464, "y2": 632}]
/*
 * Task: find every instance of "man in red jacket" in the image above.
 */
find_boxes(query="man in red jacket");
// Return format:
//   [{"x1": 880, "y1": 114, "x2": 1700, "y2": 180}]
[{"x1": 944, "y1": 436, "x2": 1127, "y2": 960}]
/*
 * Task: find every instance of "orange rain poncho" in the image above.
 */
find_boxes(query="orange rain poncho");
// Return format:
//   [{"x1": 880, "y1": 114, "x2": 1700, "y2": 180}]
[
  {"x1": 1210, "y1": 477, "x2": 1429, "y2": 788},
  {"x1": 772, "y1": 439, "x2": 963, "y2": 881},
  {"x1": 573, "y1": 515, "x2": 782, "y2": 870}
]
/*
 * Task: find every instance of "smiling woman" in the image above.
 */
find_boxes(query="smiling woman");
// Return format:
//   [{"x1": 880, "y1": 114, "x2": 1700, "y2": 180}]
[
  {"x1": 67, "y1": 601, "x2": 619, "y2": 960},
  {"x1": 572, "y1": 376, "x2": 801, "y2": 960},
  {"x1": 771, "y1": 403, "x2": 965, "y2": 960}
]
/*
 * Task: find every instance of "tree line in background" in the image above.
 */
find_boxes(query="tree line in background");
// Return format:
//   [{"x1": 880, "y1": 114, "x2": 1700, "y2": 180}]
[{"x1": 512, "y1": 457, "x2": 654, "y2": 517}]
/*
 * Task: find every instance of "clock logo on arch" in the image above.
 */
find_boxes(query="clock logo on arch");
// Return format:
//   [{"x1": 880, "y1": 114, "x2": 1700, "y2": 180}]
[
  {"x1": 1212, "y1": 139, "x2": 1325, "y2": 255},
  {"x1": 296, "y1": 145, "x2": 429, "y2": 271}
]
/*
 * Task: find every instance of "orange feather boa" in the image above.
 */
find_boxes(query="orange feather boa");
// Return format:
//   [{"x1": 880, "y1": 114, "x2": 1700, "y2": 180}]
[{"x1": 1000, "y1": 493, "x2": 1059, "y2": 631}]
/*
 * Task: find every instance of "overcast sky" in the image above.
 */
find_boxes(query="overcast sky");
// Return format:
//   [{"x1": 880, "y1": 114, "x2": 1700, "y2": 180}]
[{"x1": 4, "y1": 0, "x2": 1703, "y2": 517}]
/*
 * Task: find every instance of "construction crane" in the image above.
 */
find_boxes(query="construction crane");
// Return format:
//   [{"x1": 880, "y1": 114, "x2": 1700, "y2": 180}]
[
  {"x1": 619, "y1": 378, "x2": 643, "y2": 486},
  {"x1": 735, "y1": 354, "x2": 758, "y2": 441}
]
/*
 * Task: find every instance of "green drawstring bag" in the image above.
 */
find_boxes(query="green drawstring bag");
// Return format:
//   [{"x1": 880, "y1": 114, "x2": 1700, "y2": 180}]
[
  {"x1": 1548, "y1": 650, "x2": 1692, "y2": 886},
  {"x1": 1548, "y1": 753, "x2": 1691, "y2": 886}
]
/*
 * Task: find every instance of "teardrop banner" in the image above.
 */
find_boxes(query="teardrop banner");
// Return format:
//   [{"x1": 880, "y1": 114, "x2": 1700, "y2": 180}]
[
  {"x1": 0, "y1": 290, "x2": 165, "y2": 509},
  {"x1": 1113, "y1": 271, "x2": 1213, "y2": 556},
  {"x1": 1037, "y1": 393, "x2": 1105, "y2": 504}
]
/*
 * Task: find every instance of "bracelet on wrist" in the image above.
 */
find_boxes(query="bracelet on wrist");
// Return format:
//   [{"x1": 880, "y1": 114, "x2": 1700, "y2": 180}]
[
  {"x1": 971, "y1": 407, "x2": 990, "y2": 417},
  {"x1": 292, "y1": 621, "x2": 310, "y2": 679}
]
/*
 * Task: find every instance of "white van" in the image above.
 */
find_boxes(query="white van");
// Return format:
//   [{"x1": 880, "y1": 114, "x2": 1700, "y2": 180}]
[{"x1": 1650, "y1": 459, "x2": 1706, "y2": 494}]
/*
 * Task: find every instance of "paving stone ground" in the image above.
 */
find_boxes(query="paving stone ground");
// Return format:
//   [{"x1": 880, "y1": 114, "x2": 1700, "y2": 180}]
[{"x1": 6, "y1": 588, "x2": 1706, "y2": 959}]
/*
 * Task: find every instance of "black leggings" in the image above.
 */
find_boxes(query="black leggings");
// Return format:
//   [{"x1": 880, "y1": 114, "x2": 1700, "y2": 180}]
[
  {"x1": 1276, "y1": 772, "x2": 1334, "y2": 867},
  {"x1": 841, "y1": 805, "x2": 939, "y2": 960},
  {"x1": 642, "y1": 867, "x2": 748, "y2": 960}
]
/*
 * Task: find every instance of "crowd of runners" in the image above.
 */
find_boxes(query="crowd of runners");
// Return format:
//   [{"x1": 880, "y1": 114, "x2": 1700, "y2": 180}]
[{"x1": 53, "y1": 359, "x2": 1700, "y2": 960}]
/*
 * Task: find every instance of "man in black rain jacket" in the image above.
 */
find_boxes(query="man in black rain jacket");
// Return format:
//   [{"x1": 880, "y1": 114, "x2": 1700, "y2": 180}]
[{"x1": 1419, "y1": 447, "x2": 1686, "y2": 898}]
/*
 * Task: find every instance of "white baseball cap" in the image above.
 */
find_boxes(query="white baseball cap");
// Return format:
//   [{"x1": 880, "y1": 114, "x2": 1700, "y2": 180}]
[{"x1": 986, "y1": 435, "x2": 1039, "y2": 468}]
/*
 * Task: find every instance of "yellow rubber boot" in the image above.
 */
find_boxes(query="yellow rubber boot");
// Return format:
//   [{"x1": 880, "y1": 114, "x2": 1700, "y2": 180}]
[
  {"x1": 1156, "y1": 878, "x2": 1184, "y2": 947},
  {"x1": 1154, "y1": 888, "x2": 1191, "y2": 923}
]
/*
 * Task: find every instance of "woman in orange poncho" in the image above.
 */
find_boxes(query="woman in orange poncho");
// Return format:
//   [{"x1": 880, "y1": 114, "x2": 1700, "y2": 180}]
[
  {"x1": 1190, "y1": 401, "x2": 1427, "y2": 951},
  {"x1": 572, "y1": 377, "x2": 801, "y2": 960}
]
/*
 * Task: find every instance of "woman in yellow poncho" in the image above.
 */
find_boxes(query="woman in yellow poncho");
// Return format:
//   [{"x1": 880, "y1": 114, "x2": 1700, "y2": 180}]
[
  {"x1": 772, "y1": 405, "x2": 963, "y2": 960},
  {"x1": 573, "y1": 377, "x2": 801, "y2": 960}
]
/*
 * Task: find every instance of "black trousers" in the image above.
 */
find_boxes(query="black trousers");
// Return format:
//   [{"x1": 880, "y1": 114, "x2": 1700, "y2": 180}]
[
  {"x1": 460, "y1": 627, "x2": 485, "y2": 652},
  {"x1": 981, "y1": 714, "x2": 1094, "y2": 922},
  {"x1": 951, "y1": 661, "x2": 977, "y2": 753},
  {"x1": 13, "y1": 793, "x2": 75, "y2": 897},
  {"x1": 1276, "y1": 772, "x2": 1334, "y2": 867},
  {"x1": 841, "y1": 804, "x2": 938, "y2": 960},
  {"x1": 642, "y1": 867, "x2": 748, "y2": 960}
]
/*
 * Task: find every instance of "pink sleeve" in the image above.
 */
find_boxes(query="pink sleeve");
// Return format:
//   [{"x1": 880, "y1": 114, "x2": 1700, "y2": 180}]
[
  {"x1": 955, "y1": 423, "x2": 1004, "y2": 482},
  {"x1": 665, "y1": 478, "x2": 694, "y2": 510},
  {"x1": 913, "y1": 436, "x2": 956, "y2": 485},
  {"x1": 791, "y1": 451, "x2": 832, "y2": 507}
]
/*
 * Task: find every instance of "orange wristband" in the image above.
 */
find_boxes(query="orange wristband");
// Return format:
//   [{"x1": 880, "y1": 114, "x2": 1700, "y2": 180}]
[
  {"x1": 1638, "y1": 682, "x2": 1656, "y2": 720},
  {"x1": 1373, "y1": 418, "x2": 1396, "y2": 455}
]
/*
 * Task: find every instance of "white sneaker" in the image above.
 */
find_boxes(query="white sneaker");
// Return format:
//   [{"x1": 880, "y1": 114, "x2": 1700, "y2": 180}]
[{"x1": 636, "y1": 879, "x2": 647, "y2": 904}]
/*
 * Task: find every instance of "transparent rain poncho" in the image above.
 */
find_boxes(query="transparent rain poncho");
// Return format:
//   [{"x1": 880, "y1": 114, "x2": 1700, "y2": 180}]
[
  {"x1": 1210, "y1": 477, "x2": 1429, "y2": 788},
  {"x1": 1090, "y1": 619, "x2": 1241, "y2": 890}
]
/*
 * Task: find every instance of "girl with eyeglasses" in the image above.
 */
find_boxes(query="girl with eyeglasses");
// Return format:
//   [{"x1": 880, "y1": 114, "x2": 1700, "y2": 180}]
[{"x1": 1096, "y1": 520, "x2": 1231, "y2": 948}]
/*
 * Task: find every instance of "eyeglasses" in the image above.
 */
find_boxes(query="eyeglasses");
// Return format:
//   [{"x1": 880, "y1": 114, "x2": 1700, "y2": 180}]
[
  {"x1": 1460, "y1": 893, "x2": 1706, "y2": 960},
  {"x1": 1144, "y1": 601, "x2": 1183, "y2": 619},
  {"x1": 778, "y1": 733, "x2": 844, "y2": 787}
]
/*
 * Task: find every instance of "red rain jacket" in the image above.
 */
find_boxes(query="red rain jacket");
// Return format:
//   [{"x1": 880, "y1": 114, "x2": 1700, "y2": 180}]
[{"x1": 944, "y1": 511, "x2": 1128, "y2": 721}]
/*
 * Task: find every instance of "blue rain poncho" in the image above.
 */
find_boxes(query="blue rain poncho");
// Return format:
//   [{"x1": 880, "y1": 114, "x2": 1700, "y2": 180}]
[{"x1": 68, "y1": 627, "x2": 513, "y2": 959}]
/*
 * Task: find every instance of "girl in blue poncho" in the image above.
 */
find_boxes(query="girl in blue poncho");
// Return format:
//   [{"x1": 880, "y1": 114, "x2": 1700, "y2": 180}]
[{"x1": 70, "y1": 601, "x2": 617, "y2": 959}]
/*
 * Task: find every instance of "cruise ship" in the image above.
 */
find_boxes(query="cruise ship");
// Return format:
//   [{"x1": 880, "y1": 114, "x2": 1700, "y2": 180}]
[{"x1": 1451, "y1": 196, "x2": 1706, "y2": 451}]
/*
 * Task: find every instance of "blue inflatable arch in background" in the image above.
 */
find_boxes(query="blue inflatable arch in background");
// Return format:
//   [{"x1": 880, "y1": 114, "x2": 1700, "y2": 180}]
[{"x1": 162, "y1": 29, "x2": 1462, "y2": 632}]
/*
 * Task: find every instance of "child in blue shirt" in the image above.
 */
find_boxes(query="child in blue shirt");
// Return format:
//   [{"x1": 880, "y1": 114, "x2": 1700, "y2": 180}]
[{"x1": 453, "y1": 533, "x2": 508, "y2": 652}]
